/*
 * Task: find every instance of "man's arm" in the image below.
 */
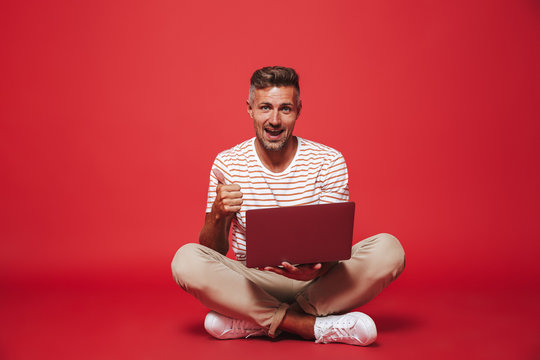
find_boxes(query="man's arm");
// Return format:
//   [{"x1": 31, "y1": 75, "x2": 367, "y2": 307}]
[{"x1": 198, "y1": 168, "x2": 243, "y2": 255}]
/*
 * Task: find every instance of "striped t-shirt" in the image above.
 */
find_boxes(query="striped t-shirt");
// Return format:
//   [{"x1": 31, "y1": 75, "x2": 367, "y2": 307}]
[{"x1": 206, "y1": 136, "x2": 349, "y2": 263}]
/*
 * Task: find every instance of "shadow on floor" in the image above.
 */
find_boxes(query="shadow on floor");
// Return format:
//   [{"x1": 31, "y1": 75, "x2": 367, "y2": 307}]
[{"x1": 371, "y1": 312, "x2": 422, "y2": 333}]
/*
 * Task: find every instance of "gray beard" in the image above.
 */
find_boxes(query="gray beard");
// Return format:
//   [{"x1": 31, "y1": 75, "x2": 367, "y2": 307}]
[{"x1": 259, "y1": 135, "x2": 288, "y2": 152}]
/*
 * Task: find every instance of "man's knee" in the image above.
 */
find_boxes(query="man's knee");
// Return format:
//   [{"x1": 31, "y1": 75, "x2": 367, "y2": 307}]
[
  {"x1": 373, "y1": 233, "x2": 406, "y2": 277},
  {"x1": 171, "y1": 243, "x2": 207, "y2": 289},
  {"x1": 355, "y1": 233, "x2": 405, "y2": 279}
]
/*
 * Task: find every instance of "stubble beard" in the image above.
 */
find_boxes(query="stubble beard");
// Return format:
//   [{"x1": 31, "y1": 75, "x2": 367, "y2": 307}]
[{"x1": 257, "y1": 129, "x2": 289, "y2": 152}]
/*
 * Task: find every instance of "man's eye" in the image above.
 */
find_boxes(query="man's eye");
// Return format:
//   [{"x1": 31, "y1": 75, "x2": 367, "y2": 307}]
[
  {"x1": 261, "y1": 106, "x2": 270, "y2": 110},
  {"x1": 282, "y1": 107, "x2": 291, "y2": 112}
]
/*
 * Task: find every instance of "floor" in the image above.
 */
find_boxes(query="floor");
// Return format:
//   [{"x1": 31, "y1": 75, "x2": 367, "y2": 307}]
[{"x1": 1, "y1": 274, "x2": 538, "y2": 360}]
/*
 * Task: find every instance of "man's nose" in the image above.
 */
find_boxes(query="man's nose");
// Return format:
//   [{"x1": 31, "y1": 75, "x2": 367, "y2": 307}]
[{"x1": 269, "y1": 110, "x2": 281, "y2": 126}]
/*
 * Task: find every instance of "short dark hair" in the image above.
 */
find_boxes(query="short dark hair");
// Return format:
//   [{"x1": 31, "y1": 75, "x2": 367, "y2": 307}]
[{"x1": 248, "y1": 66, "x2": 300, "y2": 105}]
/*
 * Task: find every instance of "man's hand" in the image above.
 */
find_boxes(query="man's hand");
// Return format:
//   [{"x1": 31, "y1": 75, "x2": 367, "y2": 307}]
[
  {"x1": 211, "y1": 168, "x2": 243, "y2": 219},
  {"x1": 263, "y1": 261, "x2": 330, "y2": 281},
  {"x1": 198, "y1": 168, "x2": 242, "y2": 255}
]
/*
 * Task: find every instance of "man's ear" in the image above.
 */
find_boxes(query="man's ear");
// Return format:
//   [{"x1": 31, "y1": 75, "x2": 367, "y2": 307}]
[
  {"x1": 247, "y1": 100, "x2": 253, "y2": 119},
  {"x1": 297, "y1": 99, "x2": 302, "y2": 116}
]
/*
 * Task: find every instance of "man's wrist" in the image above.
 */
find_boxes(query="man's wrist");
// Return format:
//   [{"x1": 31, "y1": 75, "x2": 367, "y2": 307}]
[{"x1": 210, "y1": 209, "x2": 233, "y2": 223}]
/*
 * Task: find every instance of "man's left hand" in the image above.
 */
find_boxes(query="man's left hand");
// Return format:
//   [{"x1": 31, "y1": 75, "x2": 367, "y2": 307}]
[{"x1": 263, "y1": 262, "x2": 330, "y2": 281}]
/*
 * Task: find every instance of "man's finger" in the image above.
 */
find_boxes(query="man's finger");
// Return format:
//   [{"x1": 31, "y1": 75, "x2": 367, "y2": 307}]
[
  {"x1": 222, "y1": 184, "x2": 241, "y2": 192},
  {"x1": 226, "y1": 190, "x2": 243, "y2": 198},
  {"x1": 281, "y1": 262, "x2": 298, "y2": 272},
  {"x1": 223, "y1": 198, "x2": 243, "y2": 206},
  {"x1": 224, "y1": 205, "x2": 242, "y2": 212},
  {"x1": 212, "y1": 168, "x2": 226, "y2": 185},
  {"x1": 218, "y1": 189, "x2": 242, "y2": 202}
]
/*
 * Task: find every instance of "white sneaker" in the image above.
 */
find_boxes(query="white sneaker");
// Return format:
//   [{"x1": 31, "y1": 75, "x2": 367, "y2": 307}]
[
  {"x1": 314, "y1": 312, "x2": 377, "y2": 346},
  {"x1": 204, "y1": 311, "x2": 266, "y2": 339}
]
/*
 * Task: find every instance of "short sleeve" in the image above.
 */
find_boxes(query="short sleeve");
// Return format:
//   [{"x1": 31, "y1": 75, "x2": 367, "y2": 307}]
[{"x1": 319, "y1": 152, "x2": 349, "y2": 204}]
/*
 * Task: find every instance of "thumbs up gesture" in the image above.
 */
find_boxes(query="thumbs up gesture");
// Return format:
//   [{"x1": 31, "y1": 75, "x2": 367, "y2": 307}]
[{"x1": 211, "y1": 168, "x2": 243, "y2": 218}]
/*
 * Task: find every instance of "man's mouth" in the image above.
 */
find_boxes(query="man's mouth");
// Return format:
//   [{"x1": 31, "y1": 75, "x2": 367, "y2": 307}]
[{"x1": 264, "y1": 128, "x2": 284, "y2": 139}]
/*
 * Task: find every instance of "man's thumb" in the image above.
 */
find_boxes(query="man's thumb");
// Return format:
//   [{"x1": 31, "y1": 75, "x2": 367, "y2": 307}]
[{"x1": 212, "y1": 168, "x2": 226, "y2": 185}]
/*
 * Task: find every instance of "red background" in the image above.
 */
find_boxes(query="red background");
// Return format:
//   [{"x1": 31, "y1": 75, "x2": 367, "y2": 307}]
[
  {"x1": 2, "y1": 0, "x2": 539, "y2": 287},
  {"x1": 1, "y1": 0, "x2": 539, "y2": 358}
]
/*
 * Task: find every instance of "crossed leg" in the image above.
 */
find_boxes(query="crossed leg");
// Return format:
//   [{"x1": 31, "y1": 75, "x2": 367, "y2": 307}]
[
  {"x1": 171, "y1": 233, "x2": 405, "y2": 339},
  {"x1": 278, "y1": 233, "x2": 406, "y2": 338}
]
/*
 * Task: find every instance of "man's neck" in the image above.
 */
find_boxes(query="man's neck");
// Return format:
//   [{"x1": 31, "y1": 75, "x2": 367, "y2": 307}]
[{"x1": 254, "y1": 136, "x2": 298, "y2": 173}]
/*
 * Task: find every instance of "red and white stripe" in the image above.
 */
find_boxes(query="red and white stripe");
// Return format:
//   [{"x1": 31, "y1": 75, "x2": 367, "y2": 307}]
[{"x1": 206, "y1": 137, "x2": 349, "y2": 263}]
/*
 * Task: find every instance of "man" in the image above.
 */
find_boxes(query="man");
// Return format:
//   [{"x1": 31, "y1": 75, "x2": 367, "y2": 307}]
[{"x1": 171, "y1": 66, "x2": 405, "y2": 346}]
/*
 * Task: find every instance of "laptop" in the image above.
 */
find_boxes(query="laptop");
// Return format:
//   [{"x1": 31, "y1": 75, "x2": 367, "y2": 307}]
[{"x1": 245, "y1": 202, "x2": 355, "y2": 268}]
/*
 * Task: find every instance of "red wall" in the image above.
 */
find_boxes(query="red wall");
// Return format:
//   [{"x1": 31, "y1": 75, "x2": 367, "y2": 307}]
[{"x1": 1, "y1": 0, "x2": 539, "y2": 288}]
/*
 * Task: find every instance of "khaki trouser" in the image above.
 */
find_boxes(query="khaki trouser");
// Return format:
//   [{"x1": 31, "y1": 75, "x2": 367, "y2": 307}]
[{"x1": 171, "y1": 233, "x2": 405, "y2": 337}]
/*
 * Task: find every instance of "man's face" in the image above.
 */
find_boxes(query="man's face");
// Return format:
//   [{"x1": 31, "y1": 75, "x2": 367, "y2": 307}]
[{"x1": 247, "y1": 86, "x2": 301, "y2": 152}]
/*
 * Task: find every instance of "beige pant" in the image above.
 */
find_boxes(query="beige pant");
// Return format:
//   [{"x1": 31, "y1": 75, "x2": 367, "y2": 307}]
[{"x1": 171, "y1": 233, "x2": 405, "y2": 337}]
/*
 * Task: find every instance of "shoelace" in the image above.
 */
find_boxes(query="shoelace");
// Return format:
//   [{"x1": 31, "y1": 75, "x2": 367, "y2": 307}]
[
  {"x1": 228, "y1": 318, "x2": 263, "y2": 337},
  {"x1": 319, "y1": 315, "x2": 359, "y2": 340}
]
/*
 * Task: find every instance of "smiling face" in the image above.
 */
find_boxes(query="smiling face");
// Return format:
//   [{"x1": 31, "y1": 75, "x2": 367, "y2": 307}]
[{"x1": 247, "y1": 86, "x2": 301, "y2": 153}]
